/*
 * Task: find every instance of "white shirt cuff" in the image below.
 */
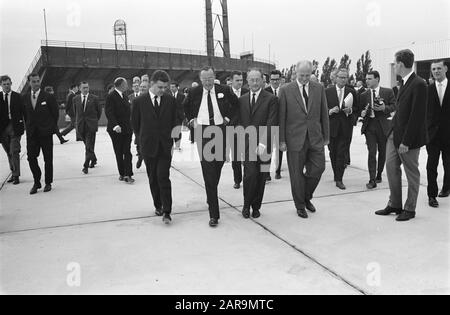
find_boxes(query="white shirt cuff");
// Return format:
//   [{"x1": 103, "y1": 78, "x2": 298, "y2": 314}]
[{"x1": 113, "y1": 125, "x2": 120, "y2": 132}]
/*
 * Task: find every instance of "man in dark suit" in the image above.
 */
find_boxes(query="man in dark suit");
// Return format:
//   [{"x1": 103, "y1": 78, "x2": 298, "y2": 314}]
[
  {"x1": 326, "y1": 68, "x2": 358, "y2": 190},
  {"x1": 0, "y1": 75, "x2": 25, "y2": 185},
  {"x1": 229, "y1": 71, "x2": 249, "y2": 189},
  {"x1": 23, "y1": 73, "x2": 59, "y2": 194},
  {"x1": 61, "y1": 84, "x2": 79, "y2": 137},
  {"x1": 279, "y1": 61, "x2": 330, "y2": 219},
  {"x1": 170, "y1": 82, "x2": 185, "y2": 152},
  {"x1": 376, "y1": 49, "x2": 428, "y2": 222},
  {"x1": 132, "y1": 71, "x2": 178, "y2": 224},
  {"x1": 184, "y1": 66, "x2": 238, "y2": 227},
  {"x1": 265, "y1": 70, "x2": 283, "y2": 180},
  {"x1": 74, "y1": 82, "x2": 102, "y2": 174},
  {"x1": 105, "y1": 77, "x2": 135, "y2": 184},
  {"x1": 238, "y1": 68, "x2": 278, "y2": 219},
  {"x1": 359, "y1": 71, "x2": 396, "y2": 189},
  {"x1": 128, "y1": 81, "x2": 143, "y2": 169},
  {"x1": 426, "y1": 60, "x2": 450, "y2": 208}
]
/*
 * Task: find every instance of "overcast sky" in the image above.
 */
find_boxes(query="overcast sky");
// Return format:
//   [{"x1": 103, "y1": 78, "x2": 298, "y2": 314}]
[{"x1": 1, "y1": 0, "x2": 449, "y2": 89}]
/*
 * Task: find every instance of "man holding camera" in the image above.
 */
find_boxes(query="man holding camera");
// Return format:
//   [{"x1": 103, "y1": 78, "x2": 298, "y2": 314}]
[{"x1": 359, "y1": 71, "x2": 396, "y2": 189}]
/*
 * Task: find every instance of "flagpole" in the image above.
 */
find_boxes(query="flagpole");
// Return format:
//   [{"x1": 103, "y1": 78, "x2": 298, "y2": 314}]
[{"x1": 43, "y1": 9, "x2": 48, "y2": 46}]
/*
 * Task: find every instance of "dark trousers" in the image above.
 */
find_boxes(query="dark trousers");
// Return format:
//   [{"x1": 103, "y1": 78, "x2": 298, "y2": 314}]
[
  {"x1": 427, "y1": 139, "x2": 450, "y2": 198},
  {"x1": 189, "y1": 126, "x2": 195, "y2": 143},
  {"x1": 365, "y1": 121, "x2": 387, "y2": 181},
  {"x1": 61, "y1": 117, "x2": 75, "y2": 136},
  {"x1": 287, "y1": 135, "x2": 326, "y2": 210},
  {"x1": 144, "y1": 151, "x2": 172, "y2": 214},
  {"x1": 27, "y1": 133, "x2": 53, "y2": 185},
  {"x1": 231, "y1": 133, "x2": 242, "y2": 184},
  {"x1": 80, "y1": 130, "x2": 97, "y2": 168},
  {"x1": 108, "y1": 132, "x2": 133, "y2": 177},
  {"x1": 328, "y1": 130, "x2": 350, "y2": 182},
  {"x1": 276, "y1": 150, "x2": 284, "y2": 175},
  {"x1": 1, "y1": 123, "x2": 21, "y2": 177},
  {"x1": 243, "y1": 159, "x2": 268, "y2": 211},
  {"x1": 196, "y1": 125, "x2": 226, "y2": 220}
]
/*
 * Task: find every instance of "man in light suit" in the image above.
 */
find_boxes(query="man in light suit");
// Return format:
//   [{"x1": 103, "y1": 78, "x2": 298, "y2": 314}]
[
  {"x1": 74, "y1": 82, "x2": 102, "y2": 174},
  {"x1": 375, "y1": 49, "x2": 428, "y2": 222},
  {"x1": 279, "y1": 61, "x2": 330, "y2": 219},
  {"x1": 184, "y1": 66, "x2": 238, "y2": 227},
  {"x1": 0, "y1": 75, "x2": 25, "y2": 185},
  {"x1": 359, "y1": 71, "x2": 396, "y2": 189},
  {"x1": 132, "y1": 70, "x2": 178, "y2": 224},
  {"x1": 238, "y1": 68, "x2": 278, "y2": 219},
  {"x1": 426, "y1": 60, "x2": 450, "y2": 208}
]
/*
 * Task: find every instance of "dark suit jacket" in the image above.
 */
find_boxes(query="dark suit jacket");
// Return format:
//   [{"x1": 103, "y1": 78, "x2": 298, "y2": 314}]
[
  {"x1": 325, "y1": 85, "x2": 358, "y2": 139},
  {"x1": 0, "y1": 91, "x2": 25, "y2": 137},
  {"x1": 65, "y1": 91, "x2": 76, "y2": 117},
  {"x1": 171, "y1": 92, "x2": 186, "y2": 125},
  {"x1": 132, "y1": 93, "x2": 178, "y2": 158},
  {"x1": 391, "y1": 73, "x2": 428, "y2": 149},
  {"x1": 105, "y1": 90, "x2": 132, "y2": 135},
  {"x1": 183, "y1": 84, "x2": 238, "y2": 124},
  {"x1": 279, "y1": 81, "x2": 330, "y2": 151},
  {"x1": 359, "y1": 87, "x2": 396, "y2": 136},
  {"x1": 74, "y1": 94, "x2": 102, "y2": 134},
  {"x1": 427, "y1": 81, "x2": 450, "y2": 145},
  {"x1": 265, "y1": 86, "x2": 279, "y2": 96},
  {"x1": 238, "y1": 89, "x2": 278, "y2": 150},
  {"x1": 23, "y1": 90, "x2": 59, "y2": 137}
]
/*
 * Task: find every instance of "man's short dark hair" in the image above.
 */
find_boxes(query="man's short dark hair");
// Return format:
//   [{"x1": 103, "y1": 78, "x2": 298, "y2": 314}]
[
  {"x1": 170, "y1": 81, "x2": 179, "y2": 87},
  {"x1": 28, "y1": 73, "x2": 40, "y2": 81},
  {"x1": 231, "y1": 71, "x2": 243, "y2": 80},
  {"x1": 367, "y1": 71, "x2": 381, "y2": 80},
  {"x1": 79, "y1": 81, "x2": 89, "y2": 86},
  {"x1": 395, "y1": 49, "x2": 415, "y2": 68},
  {"x1": 270, "y1": 70, "x2": 282, "y2": 77},
  {"x1": 1, "y1": 75, "x2": 12, "y2": 83},
  {"x1": 44, "y1": 86, "x2": 54, "y2": 93},
  {"x1": 70, "y1": 84, "x2": 78, "y2": 89},
  {"x1": 114, "y1": 77, "x2": 127, "y2": 88},
  {"x1": 106, "y1": 83, "x2": 114, "y2": 91},
  {"x1": 431, "y1": 59, "x2": 447, "y2": 67},
  {"x1": 150, "y1": 70, "x2": 171, "y2": 83},
  {"x1": 200, "y1": 66, "x2": 215, "y2": 74}
]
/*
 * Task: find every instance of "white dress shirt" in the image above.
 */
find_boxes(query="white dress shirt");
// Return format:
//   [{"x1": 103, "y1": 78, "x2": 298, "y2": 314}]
[
  {"x1": 197, "y1": 87, "x2": 224, "y2": 126},
  {"x1": 402, "y1": 70, "x2": 414, "y2": 86},
  {"x1": 297, "y1": 80, "x2": 309, "y2": 113},
  {"x1": 115, "y1": 88, "x2": 123, "y2": 99},
  {"x1": 3, "y1": 91, "x2": 12, "y2": 119},
  {"x1": 149, "y1": 91, "x2": 161, "y2": 108},
  {"x1": 270, "y1": 86, "x2": 280, "y2": 97},
  {"x1": 232, "y1": 87, "x2": 242, "y2": 98},
  {"x1": 436, "y1": 78, "x2": 448, "y2": 106},
  {"x1": 81, "y1": 93, "x2": 89, "y2": 111},
  {"x1": 31, "y1": 89, "x2": 41, "y2": 109}
]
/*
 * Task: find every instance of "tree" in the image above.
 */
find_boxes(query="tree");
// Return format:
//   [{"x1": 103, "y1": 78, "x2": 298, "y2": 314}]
[
  {"x1": 339, "y1": 54, "x2": 352, "y2": 70},
  {"x1": 321, "y1": 57, "x2": 337, "y2": 87},
  {"x1": 355, "y1": 50, "x2": 373, "y2": 81}
]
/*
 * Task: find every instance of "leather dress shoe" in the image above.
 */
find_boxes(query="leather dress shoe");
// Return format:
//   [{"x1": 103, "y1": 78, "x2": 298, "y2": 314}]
[
  {"x1": 275, "y1": 173, "x2": 282, "y2": 180},
  {"x1": 209, "y1": 218, "x2": 219, "y2": 227},
  {"x1": 336, "y1": 181, "x2": 346, "y2": 190},
  {"x1": 7, "y1": 176, "x2": 14, "y2": 183},
  {"x1": 252, "y1": 209, "x2": 261, "y2": 219},
  {"x1": 89, "y1": 161, "x2": 97, "y2": 169},
  {"x1": 60, "y1": 139, "x2": 69, "y2": 145},
  {"x1": 375, "y1": 206, "x2": 402, "y2": 216},
  {"x1": 266, "y1": 175, "x2": 272, "y2": 182},
  {"x1": 30, "y1": 183, "x2": 42, "y2": 195},
  {"x1": 396, "y1": 211, "x2": 416, "y2": 222},
  {"x1": 366, "y1": 180, "x2": 377, "y2": 190},
  {"x1": 233, "y1": 183, "x2": 241, "y2": 189},
  {"x1": 439, "y1": 190, "x2": 450, "y2": 198},
  {"x1": 82, "y1": 168, "x2": 88, "y2": 175},
  {"x1": 124, "y1": 176, "x2": 135, "y2": 184},
  {"x1": 136, "y1": 157, "x2": 143, "y2": 170},
  {"x1": 242, "y1": 208, "x2": 250, "y2": 219},
  {"x1": 155, "y1": 208, "x2": 164, "y2": 216},
  {"x1": 119, "y1": 176, "x2": 125, "y2": 181},
  {"x1": 375, "y1": 176, "x2": 382, "y2": 184},
  {"x1": 305, "y1": 201, "x2": 316, "y2": 213},
  {"x1": 297, "y1": 209, "x2": 308, "y2": 219},
  {"x1": 428, "y1": 197, "x2": 439, "y2": 208},
  {"x1": 163, "y1": 214, "x2": 172, "y2": 225},
  {"x1": 44, "y1": 184, "x2": 52, "y2": 193},
  {"x1": 13, "y1": 177, "x2": 20, "y2": 185}
]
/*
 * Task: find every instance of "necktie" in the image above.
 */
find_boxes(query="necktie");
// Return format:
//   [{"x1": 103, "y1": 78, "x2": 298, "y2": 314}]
[
  {"x1": 438, "y1": 83, "x2": 444, "y2": 106},
  {"x1": 83, "y1": 96, "x2": 87, "y2": 112},
  {"x1": 5, "y1": 93, "x2": 10, "y2": 119},
  {"x1": 274, "y1": 88, "x2": 277, "y2": 97},
  {"x1": 302, "y1": 85, "x2": 309, "y2": 111},
  {"x1": 207, "y1": 91, "x2": 215, "y2": 125},
  {"x1": 339, "y1": 88, "x2": 344, "y2": 109},
  {"x1": 251, "y1": 93, "x2": 256, "y2": 110},
  {"x1": 32, "y1": 91, "x2": 37, "y2": 109},
  {"x1": 154, "y1": 96, "x2": 160, "y2": 117}
]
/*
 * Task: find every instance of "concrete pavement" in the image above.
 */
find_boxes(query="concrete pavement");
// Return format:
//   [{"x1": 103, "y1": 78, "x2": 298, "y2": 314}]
[{"x1": 0, "y1": 127, "x2": 449, "y2": 295}]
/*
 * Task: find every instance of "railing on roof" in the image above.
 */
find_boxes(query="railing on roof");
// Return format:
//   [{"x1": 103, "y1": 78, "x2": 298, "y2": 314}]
[
  {"x1": 18, "y1": 48, "x2": 42, "y2": 93},
  {"x1": 40, "y1": 39, "x2": 277, "y2": 66}
]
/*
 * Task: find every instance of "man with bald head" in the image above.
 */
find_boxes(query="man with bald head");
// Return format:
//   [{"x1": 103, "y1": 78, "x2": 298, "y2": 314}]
[{"x1": 279, "y1": 61, "x2": 330, "y2": 219}]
